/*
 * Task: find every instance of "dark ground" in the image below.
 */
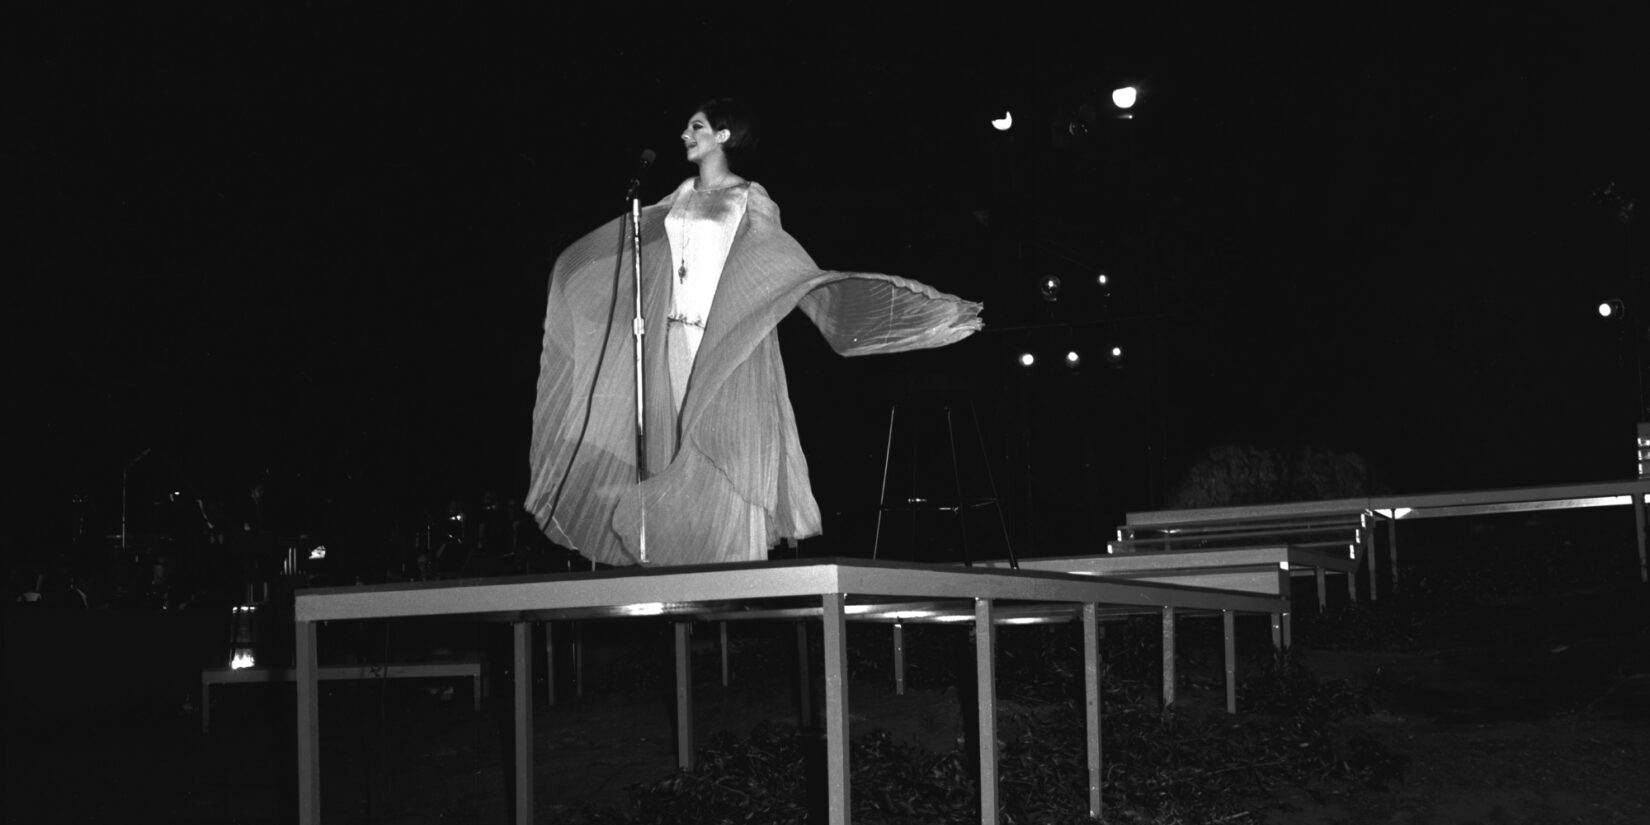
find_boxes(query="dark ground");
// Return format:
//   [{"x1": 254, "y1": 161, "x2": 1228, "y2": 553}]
[{"x1": 6, "y1": 519, "x2": 1649, "y2": 824}]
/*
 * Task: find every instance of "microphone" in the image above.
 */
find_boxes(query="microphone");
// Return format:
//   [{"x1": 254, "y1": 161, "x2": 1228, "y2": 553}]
[{"x1": 626, "y1": 149, "x2": 657, "y2": 200}]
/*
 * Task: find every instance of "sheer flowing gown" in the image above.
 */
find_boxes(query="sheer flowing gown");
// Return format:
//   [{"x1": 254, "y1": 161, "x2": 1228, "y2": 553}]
[{"x1": 527, "y1": 180, "x2": 982, "y2": 566}]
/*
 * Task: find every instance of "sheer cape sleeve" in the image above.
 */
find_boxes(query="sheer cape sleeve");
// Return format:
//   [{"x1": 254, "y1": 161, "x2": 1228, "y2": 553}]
[{"x1": 527, "y1": 182, "x2": 982, "y2": 566}]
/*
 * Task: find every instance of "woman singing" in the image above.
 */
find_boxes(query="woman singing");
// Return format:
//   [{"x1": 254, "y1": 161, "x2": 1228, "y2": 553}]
[{"x1": 527, "y1": 98, "x2": 982, "y2": 566}]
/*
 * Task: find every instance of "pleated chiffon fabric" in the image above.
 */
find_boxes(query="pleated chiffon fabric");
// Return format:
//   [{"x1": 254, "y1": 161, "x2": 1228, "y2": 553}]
[{"x1": 527, "y1": 181, "x2": 982, "y2": 567}]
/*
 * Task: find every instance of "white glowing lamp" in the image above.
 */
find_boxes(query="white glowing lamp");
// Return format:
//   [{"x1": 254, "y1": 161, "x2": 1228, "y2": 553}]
[
  {"x1": 228, "y1": 604, "x2": 259, "y2": 669},
  {"x1": 991, "y1": 111, "x2": 1013, "y2": 131},
  {"x1": 1112, "y1": 86, "x2": 1138, "y2": 109}
]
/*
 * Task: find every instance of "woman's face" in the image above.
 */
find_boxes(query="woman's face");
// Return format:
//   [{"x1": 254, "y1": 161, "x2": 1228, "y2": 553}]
[{"x1": 681, "y1": 111, "x2": 727, "y2": 164}]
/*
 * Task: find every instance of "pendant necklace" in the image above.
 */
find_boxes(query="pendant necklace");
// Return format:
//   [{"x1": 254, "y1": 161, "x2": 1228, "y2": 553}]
[{"x1": 677, "y1": 189, "x2": 695, "y2": 283}]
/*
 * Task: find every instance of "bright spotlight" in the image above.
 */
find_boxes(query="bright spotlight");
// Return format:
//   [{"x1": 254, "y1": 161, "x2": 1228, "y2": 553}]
[
  {"x1": 1112, "y1": 86, "x2": 1138, "y2": 110},
  {"x1": 1039, "y1": 275, "x2": 1062, "y2": 302},
  {"x1": 1106, "y1": 345, "x2": 1124, "y2": 365},
  {"x1": 1018, "y1": 352, "x2": 1036, "y2": 368},
  {"x1": 1599, "y1": 299, "x2": 1624, "y2": 318},
  {"x1": 1095, "y1": 272, "x2": 1109, "y2": 288},
  {"x1": 991, "y1": 111, "x2": 1013, "y2": 131},
  {"x1": 1065, "y1": 350, "x2": 1081, "y2": 368}
]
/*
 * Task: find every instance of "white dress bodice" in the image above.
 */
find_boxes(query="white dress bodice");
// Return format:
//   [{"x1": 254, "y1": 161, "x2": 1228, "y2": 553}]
[{"x1": 664, "y1": 179, "x2": 750, "y2": 364}]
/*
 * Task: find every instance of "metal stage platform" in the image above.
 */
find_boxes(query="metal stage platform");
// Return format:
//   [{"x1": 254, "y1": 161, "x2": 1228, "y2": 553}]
[{"x1": 294, "y1": 558, "x2": 1286, "y2": 825}]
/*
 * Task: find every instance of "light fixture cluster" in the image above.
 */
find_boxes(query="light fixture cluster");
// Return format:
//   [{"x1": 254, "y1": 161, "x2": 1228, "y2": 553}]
[
  {"x1": 1016, "y1": 344, "x2": 1124, "y2": 370},
  {"x1": 992, "y1": 85, "x2": 1140, "y2": 133},
  {"x1": 1036, "y1": 271, "x2": 1115, "y2": 304}
]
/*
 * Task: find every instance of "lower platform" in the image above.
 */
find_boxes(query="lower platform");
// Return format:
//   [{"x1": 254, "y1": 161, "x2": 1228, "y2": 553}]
[{"x1": 200, "y1": 661, "x2": 484, "y2": 732}]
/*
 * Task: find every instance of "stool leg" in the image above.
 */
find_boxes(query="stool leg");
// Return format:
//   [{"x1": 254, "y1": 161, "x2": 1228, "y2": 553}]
[
  {"x1": 946, "y1": 405, "x2": 971, "y2": 566},
  {"x1": 873, "y1": 405, "x2": 897, "y2": 559},
  {"x1": 907, "y1": 410, "x2": 920, "y2": 556},
  {"x1": 969, "y1": 401, "x2": 1017, "y2": 568}
]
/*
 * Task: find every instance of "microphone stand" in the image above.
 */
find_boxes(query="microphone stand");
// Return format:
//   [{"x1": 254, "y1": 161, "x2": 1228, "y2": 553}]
[{"x1": 626, "y1": 171, "x2": 650, "y2": 564}]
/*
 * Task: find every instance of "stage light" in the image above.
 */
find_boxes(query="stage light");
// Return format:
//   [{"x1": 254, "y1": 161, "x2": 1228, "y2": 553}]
[
  {"x1": 1112, "y1": 86, "x2": 1138, "y2": 110},
  {"x1": 228, "y1": 604, "x2": 258, "y2": 670},
  {"x1": 991, "y1": 111, "x2": 1013, "y2": 131},
  {"x1": 1638, "y1": 423, "x2": 1649, "y2": 479},
  {"x1": 1018, "y1": 352, "x2": 1036, "y2": 368},
  {"x1": 1106, "y1": 345, "x2": 1124, "y2": 365},
  {"x1": 1039, "y1": 275, "x2": 1062, "y2": 302},
  {"x1": 308, "y1": 546, "x2": 327, "y2": 560},
  {"x1": 1599, "y1": 299, "x2": 1624, "y2": 318},
  {"x1": 1065, "y1": 349, "x2": 1081, "y2": 368},
  {"x1": 1095, "y1": 271, "x2": 1113, "y2": 298}
]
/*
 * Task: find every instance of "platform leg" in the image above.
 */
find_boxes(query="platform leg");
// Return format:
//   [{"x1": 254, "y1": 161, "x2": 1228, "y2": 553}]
[
  {"x1": 1634, "y1": 493, "x2": 1647, "y2": 583},
  {"x1": 544, "y1": 622, "x2": 555, "y2": 706},
  {"x1": 1387, "y1": 515, "x2": 1402, "y2": 594},
  {"x1": 674, "y1": 622, "x2": 693, "y2": 771},
  {"x1": 297, "y1": 620, "x2": 320, "y2": 825},
  {"x1": 1270, "y1": 614, "x2": 1283, "y2": 650},
  {"x1": 1363, "y1": 513, "x2": 1379, "y2": 601},
  {"x1": 822, "y1": 593, "x2": 850, "y2": 825},
  {"x1": 1082, "y1": 603, "x2": 1101, "y2": 820},
  {"x1": 513, "y1": 621, "x2": 533, "y2": 825},
  {"x1": 1161, "y1": 606, "x2": 1176, "y2": 711},
  {"x1": 893, "y1": 622, "x2": 906, "y2": 696},
  {"x1": 201, "y1": 679, "x2": 211, "y2": 733},
  {"x1": 1315, "y1": 568, "x2": 1326, "y2": 611},
  {"x1": 976, "y1": 598, "x2": 999, "y2": 825},
  {"x1": 796, "y1": 623, "x2": 812, "y2": 728},
  {"x1": 720, "y1": 622, "x2": 729, "y2": 688},
  {"x1": 1223, "y1": 610, "x2": 1237, "y2": 714},
  {"x1": 574, "y1": 622, "x2": 584, "y2": 699}
]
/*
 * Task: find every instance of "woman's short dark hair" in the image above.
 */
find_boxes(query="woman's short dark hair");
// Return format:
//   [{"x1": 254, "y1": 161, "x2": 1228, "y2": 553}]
[{"x1": 696, "y1": 97, "x2": 760, "y2": 170}]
